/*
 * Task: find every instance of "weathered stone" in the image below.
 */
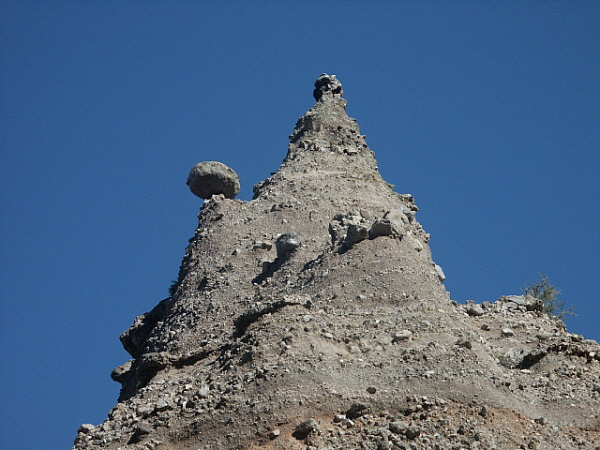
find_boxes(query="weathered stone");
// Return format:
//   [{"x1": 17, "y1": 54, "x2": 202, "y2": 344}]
[
  {"x1": 136, "y1": 406, "x2": 153, "y2": 418},
  {"x1": 405, "y1": 426, "x2": 421, "y2": 440},
  {"x1": 535, "y1": 416, "x2": 547, "y2": 425},
  {"x1": 276, "y1": 232, "x2": 301, "y2": 258},
  {"x1": 456, "y1": 338, "x2": 472, "y2": 349},
  {"x1": 434, "y1": 264, "x2": 446, "y2": 282},
  {"x1": 294, "y1": 418, "x2": 320, "y2": 438},
  {"x1": 467, "y1": 303, "x2": 485, "y2": 317},
  {"x1": 525, "y1": 297, "x2": 544, "y2": 312},
  {"x1": 346, "y1": 402, "x2": 370, "y2": 419},
  {"x1": 78, "y1": 424, "x2": 96, "y2": 434},
  {"x1": 333, "y1": 414, "x2": 345, "y2": 423},
  {"x1": 369, "y1": 219, "x2": 394, "y2": 239},
  {"x1": 389, "y1": 421, "x2": 407, "y2": 434},
  {"x1": 259, "y1": 257, "x2": 270, "y2": 272},
  {"x1": 505, "y1": 295, "x2": 525, "y2": 305},
  {"x1": 73, "y1": 433, "x2": 89, "y2": 446},
  {"x1": 120, "y1": 299, "x2": 169, "y2": 359},
  {"x1": 186, "y1": 161, "x2": 240, "y2": 199},
  {"x1": 341, "y1": 418, "x2": 354, "y2": 428},
  {"x1": 268, "y1": 429, "x2": 280, "y2": 439},
  {"x1": 392, "y1": 330, "x2": 413, "y2": 342},
  {"x1": 345, "y1": 223, "x2": 369, "y2": 246},
  {"x1": 408, "y1": 233, "x2": 424, "y2": 252},
  {"x1": 253, "y1": 240, "x2": 273, "y2": 250},
  {"x1": 197, "y1": 386, "x2": 209, "y2": 399},
  {"x1": 384, "y1": 208, "x2": 409, "y2": 228},
  {"x1": 134, "y1": 422, "x2": 152, "y2": 436},
  {"x1": 155, "y1": 396, "x2": 169, "y2": 410}
]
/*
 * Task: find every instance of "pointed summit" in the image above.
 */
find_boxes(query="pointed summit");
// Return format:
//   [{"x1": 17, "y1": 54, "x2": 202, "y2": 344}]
[
  {"x1": 287, "y1": 73, "x2": 369, "y2": 162},
  {"x1": 312, "y1": 73, "x2": 344, "y2": 101},
  {"x1": 254, "y1": 73, "x2": 384, "y2": 208},
  {"x1": 110, "y1": 74, "x2": 448, "y2": 405}
]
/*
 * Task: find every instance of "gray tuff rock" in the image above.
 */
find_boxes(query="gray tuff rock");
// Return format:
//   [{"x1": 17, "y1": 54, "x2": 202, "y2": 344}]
[
  {"x1": 186, "y1": 160, "x2": 240, "y2": 199},
  {"x1": 74, "y1": 75, "x2": 600, "y2": 450}
]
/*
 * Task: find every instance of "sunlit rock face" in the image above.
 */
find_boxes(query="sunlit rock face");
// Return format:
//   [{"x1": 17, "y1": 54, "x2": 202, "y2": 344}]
[{"x1": 74, "y1": 75, "x2": 600, "y2": 450}]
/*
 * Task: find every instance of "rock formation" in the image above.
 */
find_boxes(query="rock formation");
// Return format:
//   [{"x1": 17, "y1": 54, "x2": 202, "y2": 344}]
[
  {"x1": 187, "y1": 161, "x2": 240, "y2": 200},
  {"x1": 75, "y1": 75, "x2": 600, "y2": 449}
]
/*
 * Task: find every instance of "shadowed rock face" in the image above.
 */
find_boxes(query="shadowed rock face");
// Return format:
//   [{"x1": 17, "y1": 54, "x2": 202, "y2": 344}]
[{"x1": 75, "y1": 75, "x2": 600, "y2": 450}]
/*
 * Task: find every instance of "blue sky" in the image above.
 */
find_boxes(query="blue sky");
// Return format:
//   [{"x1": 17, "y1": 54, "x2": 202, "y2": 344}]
[{"x1": 1, "y1": 2, "x2": 598, "y2": 448}]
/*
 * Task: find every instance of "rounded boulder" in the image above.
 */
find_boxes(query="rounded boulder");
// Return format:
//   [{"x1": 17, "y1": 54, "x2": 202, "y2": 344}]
[{"x1": 186, "y1": 161, "x2": 240, "y2": 200}]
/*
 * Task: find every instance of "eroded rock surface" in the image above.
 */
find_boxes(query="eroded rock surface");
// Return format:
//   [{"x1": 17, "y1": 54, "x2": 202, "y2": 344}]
[
  {"x1": 74, "y1": 75, "x2": 600, "y2": 450},
  {"x1": 187, "y1": 161, "x2": 240, "y2": 199}
]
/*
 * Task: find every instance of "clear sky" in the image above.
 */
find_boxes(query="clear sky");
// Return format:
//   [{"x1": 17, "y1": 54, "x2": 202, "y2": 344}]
[{"x1": 1, "y1": 2, "x2": 598, "y2": 448}]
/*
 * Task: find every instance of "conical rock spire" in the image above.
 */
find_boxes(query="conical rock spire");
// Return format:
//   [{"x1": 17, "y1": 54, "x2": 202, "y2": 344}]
[
  {"x1": 112, "y1": 73, "x2": 448, "y2": 404},
  {"x1": 74, "y1": 75, "x2": 600, "y2": 450},
  {"x1": 280, "y1": 73, "x2": 378, "y2": 177}
]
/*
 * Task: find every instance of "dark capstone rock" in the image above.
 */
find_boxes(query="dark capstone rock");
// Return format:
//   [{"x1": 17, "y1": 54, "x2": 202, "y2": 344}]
[
  {"x1": 187, "y1": 161, "x2": 240, "y2": 200},
  {"x1": 313, "y1": 73, "x2": 343, "y2": 101},
  {"x1": 276, "y1": 232, "x2": 301, "y2": 258}
]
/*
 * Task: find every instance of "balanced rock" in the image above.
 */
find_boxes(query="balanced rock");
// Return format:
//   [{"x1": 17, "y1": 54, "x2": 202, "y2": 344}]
[
  {"x1": 313, "y1": 73, "x2": 343, "y2": 101},
  {"x1": 186, "y1": 161, "x2": 240, "y2": 199}
]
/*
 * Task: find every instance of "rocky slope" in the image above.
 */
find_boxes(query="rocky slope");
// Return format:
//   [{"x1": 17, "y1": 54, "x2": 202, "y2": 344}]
[{"x1": 75, "y1": 74, "x2": 600, "y2": 450}]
